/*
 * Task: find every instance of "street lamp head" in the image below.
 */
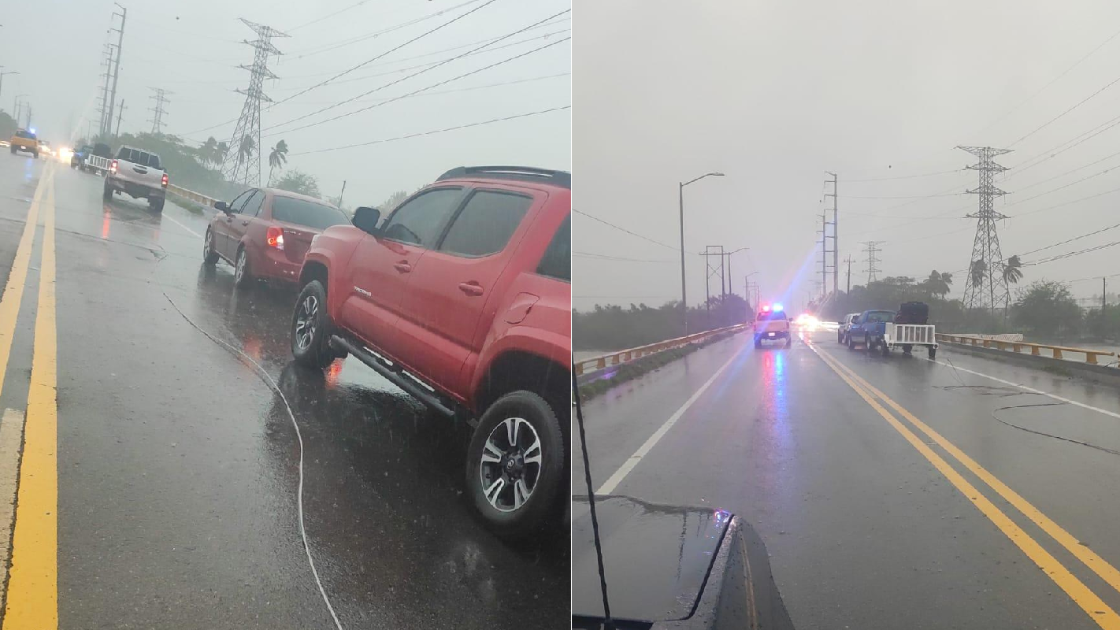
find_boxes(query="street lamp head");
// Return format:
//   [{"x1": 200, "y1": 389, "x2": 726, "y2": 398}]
[{"x1": 709, "y1": 172, "x2": 725, "y2": 177}]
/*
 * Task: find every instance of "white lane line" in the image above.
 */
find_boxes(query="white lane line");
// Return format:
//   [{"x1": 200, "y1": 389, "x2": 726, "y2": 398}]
[
  {"x1": 596, "y1": 345, "x2": 744, "y2": 495},
  {"x1": 0, "y1": 409, "x2": 26, "y2": 583},
  {"x1": 927, "y1": 357, "x2": 1120, "y2": 420},
  {"x1": 164, "y1": 213, "x2": 201, "y2": 238}
]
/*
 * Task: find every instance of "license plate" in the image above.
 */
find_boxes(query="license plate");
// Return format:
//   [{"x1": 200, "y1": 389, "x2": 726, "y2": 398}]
[{"x1": 768, "y1": 333, "x2": 775, "y2": 337}]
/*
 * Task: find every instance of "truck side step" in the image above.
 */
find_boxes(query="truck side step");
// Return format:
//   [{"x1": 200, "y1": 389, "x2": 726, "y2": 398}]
[{"x1": 330, "y1": 335, "x2": 456, "y2": 418}]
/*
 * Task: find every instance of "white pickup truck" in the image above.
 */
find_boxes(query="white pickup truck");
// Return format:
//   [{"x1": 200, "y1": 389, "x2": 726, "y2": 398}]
[
  {"x1": 753, "y1": 304, "x2": 791, "y2": 348},
  {"x1": 103, "y1": 145, "x2": 168, "y2": 212}
]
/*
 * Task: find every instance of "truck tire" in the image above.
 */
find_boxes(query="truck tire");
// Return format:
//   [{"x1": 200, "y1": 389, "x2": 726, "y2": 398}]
[
  {"x1": 902, "y1": 344, "x2": 913, "y2": 355},
  {"x1": 466, "y1": 390, "x2": 565, "y2": 539},
  {"x1": 291, "y1": 280, "x2": 335, "y2": 369},
  {"x1": 847, "y1": 335, "x2": 855, "y2": 351},
  {"x1": 754, "y1": 336, "x2": 762, "y2": 349},
  {"x1": 102, "y1": 183, "x2": 112, "y2": 201},
  {"x1": 785, "y1": 335, "x2": 792, "y2": 348},
  {"x1": 150, "y1": 197, "x2": 164, "y2": 213},
  {"x1": 929, "y1": 347, "x2": 937, "y2": 360},
  {"x1": 202, "y1": 229, "x2": 219, "y2": 265},
  {"x1": 8, "y1": 146, "x2": 14, "y2": 155},
  {"x1": 881, "y1": 341, "x2": 890, "y2": 357}
]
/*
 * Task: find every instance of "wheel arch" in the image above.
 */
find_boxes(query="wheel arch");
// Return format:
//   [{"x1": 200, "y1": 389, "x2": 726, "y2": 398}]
[{"x1": 475, "y1": 350, "x2": 570, "y2": 441}]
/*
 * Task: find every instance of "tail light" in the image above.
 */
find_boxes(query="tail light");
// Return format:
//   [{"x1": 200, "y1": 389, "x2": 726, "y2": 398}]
[
  {"x1": 161, "y1": 173, "x2": 169, "y2": 187},
  {"x1": 266, "y1": 226, "x2": 285, "y2": 250},
  {"x1": 109, "y1": 159, "x2": 118, "y2": 173}
]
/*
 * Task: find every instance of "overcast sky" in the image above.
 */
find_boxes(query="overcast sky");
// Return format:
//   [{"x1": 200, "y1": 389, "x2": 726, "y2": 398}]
[
  {"x1": 2, "y1": 0, "x2": 570, "y2": 208},
  {"x1": 575, "y1": 0, "x2": 1120, "y2": 314}
]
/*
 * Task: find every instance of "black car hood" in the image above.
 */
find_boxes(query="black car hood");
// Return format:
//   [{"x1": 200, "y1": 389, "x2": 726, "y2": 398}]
[{"x1": 571, "y1": 495, "x2": 731, "y2": 623}]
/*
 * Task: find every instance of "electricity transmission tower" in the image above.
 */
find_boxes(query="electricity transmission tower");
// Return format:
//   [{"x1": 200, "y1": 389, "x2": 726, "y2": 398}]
[
  {"x1": 862, "y1": 241, "x2": 883, "y2": 284},
  {"x1": 824, "y1": 172, "x2": 839, "y2": 295},
  {"x1": 958, "y1": 146, "x2": 1012, "y2": 312},
  {"x1": 98, "y1": 42, "x2": 116, "y2": 136},
  {"x1": 148, "y1": 88, "x2": 172, "y2": 134},
  {"x1": 107, "y1": 5, "x2": 126, "y2": 139},
  {"x1": 222, "y1": 19, "x2": 288, "y2": 186}
]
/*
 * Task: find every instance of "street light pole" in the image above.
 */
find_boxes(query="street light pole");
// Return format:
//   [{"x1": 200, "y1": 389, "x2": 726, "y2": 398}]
[
  {"x1": 0, "y1": 70, "x2": 16, "y2": 107},
  {"x1": 679, "y1": 172, "x2": 725, "y2": 336}
]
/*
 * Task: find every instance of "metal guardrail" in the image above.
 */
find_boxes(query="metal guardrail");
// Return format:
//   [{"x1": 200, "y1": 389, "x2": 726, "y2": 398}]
[
  {"x1": 937, "y1": 333, "x2": 1116, "y2": 365},
  {"x1": 573, "y1": 324, "x2": 747, "y2": 376},
  {"x1": 167, "y1": 184, "x2": 216, "y2": 207}
]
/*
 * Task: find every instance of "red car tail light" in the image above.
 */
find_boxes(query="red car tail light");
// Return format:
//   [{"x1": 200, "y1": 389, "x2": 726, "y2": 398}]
[
  {"x1": 161, "y1": 173, "x2": 169, "y2": 187},
  {"x1": 266, "y1": 226, "x2": 285, "y2": 250},
  {"x1": 109, "y1": 159, "x2": 118, "y2": 173}
]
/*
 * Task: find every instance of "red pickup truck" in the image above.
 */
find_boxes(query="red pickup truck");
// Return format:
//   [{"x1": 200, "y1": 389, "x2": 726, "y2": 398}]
[{"x1": 291, "y1": 166, "x2": 571, "y2": 537}]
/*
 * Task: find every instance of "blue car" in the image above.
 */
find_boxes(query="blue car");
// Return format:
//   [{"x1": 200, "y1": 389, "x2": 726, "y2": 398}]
[{"x1": 846, "y1": 309, "x2": 895, "y2": 352}]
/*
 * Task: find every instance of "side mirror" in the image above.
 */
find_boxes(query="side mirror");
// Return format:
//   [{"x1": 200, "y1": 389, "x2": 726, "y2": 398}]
[
  {"x1": 353, "y1": 206, "x2": 382, "y2": 235},
  {"x1": 215, "y1": 201, "x2": 229, "y2": 213}
]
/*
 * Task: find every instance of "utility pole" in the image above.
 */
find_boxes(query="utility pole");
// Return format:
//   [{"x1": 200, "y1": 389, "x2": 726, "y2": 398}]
[
  {"x1": 223, "y1": 19, "x2": 289, "y2": 186},
  {"x1": 148, "y1": 88, "x2": 171, "y2": 134},
  {"x1": 115, "y1": 99, "x2": 126, "y2": 137},
  {"x1": 107, "y1": 5, "x2": 126, "y2": 140},
  {"x1": 338, "y1": 180, "x2": 347, "y2": 207},
  {"x1": 862, "y1": 241, "x2": 883, "y2": 284},
  {"x1": 24, "y1": 104, "x2": 31, "y2": 128},
  {"x1": 1103, "y1": 277, "x2": 1108, "y2": 315},
  {"x1": 0, "y1": 70, "x2": 18, "y2": 106},
  {"x1": 99, "y1": 42, "x2": 114, "y2": 136},
  {"x1": 825, "y1": 172, "x2": 839, "y2": 294},
  {"x1": 846, "y1": 255, "x2": 852, "y2": 294},
  {"x1": 958, "y1": 145, "x2": 1012, "y2": 313}
]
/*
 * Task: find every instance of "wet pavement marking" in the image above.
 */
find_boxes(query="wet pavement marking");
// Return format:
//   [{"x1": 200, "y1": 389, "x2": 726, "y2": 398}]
[
  {"x1": 813, "y1": 346, "x2": 1120, "y2": 630},
  {"x1": 595, "y1": 343, "x2": 745, "y2": 495},
  {"x1": 927, "y1": 357, "x2": 1120, "y2": 420},
  {"x1": 163, "y1": 213, "x2": 201, "y2": 238},
  {"x1": 5, "y1": 174, "x2": 57, "y2": 630},
  {"x1": 0, "y1": 409, "x2": 26, "y2": 599},
  {"x1": 0, "y1": 173, "x2": 47, "y2": 403},
  {"x1": 822, "y1": 348, "x2": 1120, "y2": 601}
]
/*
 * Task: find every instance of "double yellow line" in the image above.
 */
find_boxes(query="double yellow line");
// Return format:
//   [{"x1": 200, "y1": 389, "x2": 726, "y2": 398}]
[
  {"x1": 814, "y1": 345, "x2": 1120, "y2": 629},
  {"x1": 0, "y1": 167, "x2": 58, "y2": 630}
]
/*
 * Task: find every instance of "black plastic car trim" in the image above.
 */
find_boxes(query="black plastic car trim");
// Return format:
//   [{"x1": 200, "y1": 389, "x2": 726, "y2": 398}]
[
  {"x1": 437, "y1": 165, "x2": 571, "y2": 189},
  {"x1": 329, "y1": 335, "x2": 456, "y2": 418}
]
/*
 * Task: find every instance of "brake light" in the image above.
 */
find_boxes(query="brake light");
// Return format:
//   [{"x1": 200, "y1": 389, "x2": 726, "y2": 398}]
[
  {"x1": 266, "y1": 226, "x2": 285, "y2": 250},
  {"x1": 109, "y1": 159, "x2": 118, "y2": 173},
  {"x1": 161, "y1": 173, "x2": 169, "y2": 187}
]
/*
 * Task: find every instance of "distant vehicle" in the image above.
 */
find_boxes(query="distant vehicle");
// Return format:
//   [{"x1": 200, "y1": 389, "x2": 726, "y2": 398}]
[
  {"x1": 754, "y1": 303, "x2": 791, "y2": 348},
  {"x1": 37, "y1": 140, "x2": 52, "y2": 157},
  {"x1": 103, "y1": 145, "x2": 167, "y2": 212},
  {"x1": 290, "y1": 165, "x2": 572, "y2": 538},
  {"x1": 837, "y1": 312, "x2": 860, "y2": 344},
  {"x1": 205, "y1": 188, "x2": 351, "y2": 288},
  {"x1": 794, "y1": 312, "x2": 819, "y2": 331},
  {"x1": 9, "y1": 129, "x2": 39, "y2": 157},
  {"x1": 71, "y1": 145, "x2": 92, "y2": 169},
  {"x1": 846, "y1": 309, "x2": 895, "y2": 352}
]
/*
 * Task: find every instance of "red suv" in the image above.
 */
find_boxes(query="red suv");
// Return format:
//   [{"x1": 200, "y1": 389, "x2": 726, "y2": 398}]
[
  {"x1": 204, "y1": 188, "x2": 352, "y2": 288},
  {"x1": 290, "y1": 166, "x2": 571, "y2": 537}
]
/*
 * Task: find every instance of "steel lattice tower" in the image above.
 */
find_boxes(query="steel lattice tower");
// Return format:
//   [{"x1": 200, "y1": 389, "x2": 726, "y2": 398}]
[
  {"x1": 222, "y1": 19, "x2": 288, "y2": 186},
  {"x1": 958, "y1": 146, "x2": 1012, "y2": 312},
  {"x1": 148, "y1": 88, "x2": 172, "y2": 134},
  {"x1": 862, "y1": 241, "x2": 882, "y2": 284}
]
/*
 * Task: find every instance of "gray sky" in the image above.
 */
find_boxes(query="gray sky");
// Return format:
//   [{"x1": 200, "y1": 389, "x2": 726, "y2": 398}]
[
  {"x1": 575, "y1": 0, "x2": 1120, "y2": 313},
  {"x1": 2, "y1": 0, "x2": 570, "y2": 207}
]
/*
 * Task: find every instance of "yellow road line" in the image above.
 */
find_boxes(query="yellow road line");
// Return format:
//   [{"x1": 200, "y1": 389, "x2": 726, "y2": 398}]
[
  {"x1": 818, "y1": 346, "x2": 1120, "y2": 598},
  {"x1": 813, "y1": 347, "x2": 1120, "y2": 630},
  {"x1": 4, "y1": 173, "x2": 58, "y2": 630},
  {"x1": 0, "y1": 171, "x2": 48, "y2": 401}
]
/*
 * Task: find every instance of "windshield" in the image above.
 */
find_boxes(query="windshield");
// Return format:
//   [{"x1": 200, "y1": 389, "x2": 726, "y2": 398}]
[
  {"x1": 863, "y1": 311, "x2": 895, "y2": 323},
  {"x1": 9, "y1": 2, "x2": 571, "y2": 629},
  {"x1": 270, "y1": 196, "x2": 350, "y2": 230},
  {"x1": 756, "y1": 310, "x2": 788, "y2": 321}
]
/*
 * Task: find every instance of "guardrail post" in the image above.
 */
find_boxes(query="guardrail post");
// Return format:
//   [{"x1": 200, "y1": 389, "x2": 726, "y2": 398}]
[
  {"x1": 1087, "y1": 352, "x2": 1099, "y2": 365},
  {"x1": 1052, "y1": 348, "x2": 1063, "y2": 360},
  {"x1": 1031, "y1": 346, "x2": 1040, "y2": 356}
]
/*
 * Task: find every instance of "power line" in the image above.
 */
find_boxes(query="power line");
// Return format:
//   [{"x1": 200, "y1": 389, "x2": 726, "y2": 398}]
[
  {"x1": 264, "y1": 35, "x2": 570, "y2": 138},
  {"x1": 263, "y1": 11, "x2": 570, "y2": 135},
  {"x1": 1004, "y1": 164, "x2": 1120, "y2": 207},
  {"x1": 574, "y1": 252, "x2": 676, "y2": 263},
  {"x1": 572, "y1": 209, "x2": 679, "y2": 252},
  {"x1": 286, "y1": 0, "x2": 374, "y2": 33},
  {"x1": 843, "y1": 168, "x2": 964, "y2": 183},
  {"x1": 1007, "y1": 74, "x2": 1120, "y2": 147},
  {"x1": 289, "y1": 104, "x2": 570, "y2": 155},
  {"x1": 287, "y1": 0, "x2": 485, "y2": 57},
  {"x1": 1014, "y1": 148, "x2": 1120, "y2": 192},
  {"x1": 178, "y1": 0, "x2": 500, "y2": 138},
  {"x1": 1013, "y1": 183, "x2": 1120, "y2": 218},
  {"x1": 1020, "y1": 220, "x2": 1120, "y2": 257},
  {"x1": 1004, "y1": 112, "x2": 1120, "y2": 179},
  {"x1": 845, "y1": 192, "x2": 964, "y2": 200}
]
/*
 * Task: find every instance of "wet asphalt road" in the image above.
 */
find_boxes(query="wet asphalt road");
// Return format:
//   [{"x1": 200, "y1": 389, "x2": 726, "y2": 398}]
[
  {"x1": 0, "y1": 158, "x2": 567, "y2": 629},
  {"x1": 576, "y1": 327, "x2": 1120, "y2": 629}
]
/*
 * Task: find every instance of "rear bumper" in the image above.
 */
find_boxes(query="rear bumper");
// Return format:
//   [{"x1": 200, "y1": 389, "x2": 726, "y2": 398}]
[
  {"x1": 12, "y1": 144, "x2": 36, "y2": 153},
  {"x1": 253, "y1": 246, "x2": 303, "y2": 283},
  {"x1": 107, "y1": 177, "x2": 165, "y2": 200}
]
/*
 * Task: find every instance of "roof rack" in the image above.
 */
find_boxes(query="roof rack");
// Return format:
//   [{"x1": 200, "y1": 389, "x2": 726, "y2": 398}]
[{"x1": 436, "y1": 166, "x2": 571, "y2": 189}]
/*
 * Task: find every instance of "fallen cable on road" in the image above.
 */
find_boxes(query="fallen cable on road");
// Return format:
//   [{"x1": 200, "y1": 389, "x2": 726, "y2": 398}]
[{"x1": 161, "y1": 292, "x2": 346, "y2": 630}]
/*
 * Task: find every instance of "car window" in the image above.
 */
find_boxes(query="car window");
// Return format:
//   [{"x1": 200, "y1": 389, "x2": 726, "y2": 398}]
[
  {"x1": 228, "y1": 189, "x2": 255, "y2": 214},
  {"x1": 116, "y1": 147, "x2": 132, "y2": 161},
  {"x1": 439, "y1": 191, "x2": 532, "y2": 257},
  {"x1": 16, "y1": 130, "x2": 35, "y2": 140},
  {"x1": 537, "y1": 214, "x2": 571, "y2": 281},
  {"x1": 756, "y1": 311, "x2": 788, "y2": 321},
  {"x1": 242, "y1": 191, "x2": 265, "y2": 218},
  {"x1": 382, "y1": 188, "x2": 462, "y2": 247},
  {"x1": 271, "y1": 196, "x2": 350, "y2": 230},
  {"x1": 864, "y1": 311, "x2": 894, "y2": 323}
]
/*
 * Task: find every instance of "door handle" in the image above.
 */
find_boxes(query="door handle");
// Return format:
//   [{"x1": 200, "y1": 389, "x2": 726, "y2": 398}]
[
  {"x1": 226, "y1": 216, "x2": 233, "y2": 222},
  {"x1": 241, "y1": 220, "x2": 250, "y2": 226},
  {"x1": 393, "y1": 261, "x2": 412, "y2": 273},
  {"x1": 458, "y1": 281, "x2": 484, "y2": 296}
]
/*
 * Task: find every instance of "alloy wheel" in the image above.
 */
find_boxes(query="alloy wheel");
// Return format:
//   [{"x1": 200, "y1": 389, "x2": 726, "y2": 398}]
[{"x1": 479, "y1": 417, "x2": 542, "y2": 513}]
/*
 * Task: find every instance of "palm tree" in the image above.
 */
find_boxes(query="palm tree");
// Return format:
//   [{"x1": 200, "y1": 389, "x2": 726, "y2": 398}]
[
  {"x1": 215, "y1": 141, "x2": 229, "y2": 165},
  {"x1": 199, "y1": 137, "x2": 219, "y2": 167},
  {"x1": 267, "y1": 140, "x2": 288, "y2": 185},
  {"x1": 1002, "y1": 255, "x2": 1024, "y2": 285},
  {"x1": 925, "y1": 270, "x2": 952, "y2": 298},
  {"x1": 970, "y1": 260, "x2": 987, "y2": 288},
  {"x1": 238, "y1": 136, "x2": 255, "y2": 168}
]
